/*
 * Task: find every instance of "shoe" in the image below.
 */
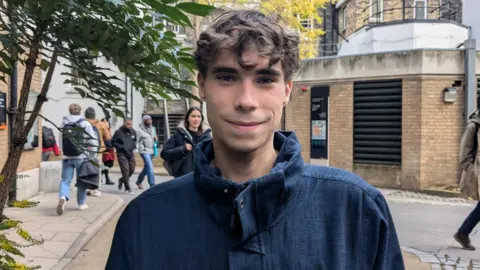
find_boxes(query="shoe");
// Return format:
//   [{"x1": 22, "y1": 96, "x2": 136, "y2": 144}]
[
  {"x1": 78, "y1": 204, "x2": 89, "y2": 211},
  {"x1": 105, "y1": 180, "x2": 115, "y2": 185},
  {"x1": 118, "y1": 182, "x2": 123, "y2": 191},
  {"x1": 125, "y1": 190, "x2": 134, "y2": 195},
  {"x1": 90, "y1": 190, "x2": 101, "y2": 197},
  {"x1": 137, "y1": 183, "x2": 144, "y2": 190},
  {"x1": 56, "y1": 197, "x2": 66, "y2": 216},
  {"x1": 454, "y1": 232, "x2": 476, "y2": 250}
]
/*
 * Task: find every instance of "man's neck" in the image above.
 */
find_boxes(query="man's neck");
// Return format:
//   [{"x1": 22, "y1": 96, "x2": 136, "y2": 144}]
[{"x1": 212, "y1": 136, "x2": 278, "y2": 183}]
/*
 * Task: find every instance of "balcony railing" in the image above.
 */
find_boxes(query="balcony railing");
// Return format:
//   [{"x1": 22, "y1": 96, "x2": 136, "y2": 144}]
[{"x1": 363, "y1": 1, "x2": 461, "y2": 25}]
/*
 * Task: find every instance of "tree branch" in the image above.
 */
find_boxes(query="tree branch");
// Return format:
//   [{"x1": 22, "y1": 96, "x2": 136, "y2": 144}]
[{"x1": 24, "y1": 45, "x2": 59, "y2": 134}]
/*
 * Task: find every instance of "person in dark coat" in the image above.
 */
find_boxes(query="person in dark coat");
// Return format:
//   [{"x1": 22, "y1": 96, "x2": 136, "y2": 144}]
[
  {"x1": 112, "y1": 119, "x2": 137, "y2": 194},
  {"x1": 161, "y1": 107, "x2": 212, "y2": 177}
]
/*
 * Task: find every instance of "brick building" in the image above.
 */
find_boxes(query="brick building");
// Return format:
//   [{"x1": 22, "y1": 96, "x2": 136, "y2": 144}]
[
  {"x1": 287, "y1": 49, "x2": 480, "y2": 190},
  {"x1": 0, "y1": 64, "x2": 43, "y2": 200}
]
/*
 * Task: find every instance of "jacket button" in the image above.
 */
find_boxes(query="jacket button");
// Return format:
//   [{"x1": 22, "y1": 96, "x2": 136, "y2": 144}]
[
  {"x1": 240, "y1": 199, "x2": 244, "y2": 208},
  {"x1": 224, "y1": 188, "x2": 228, "y2": 193}
]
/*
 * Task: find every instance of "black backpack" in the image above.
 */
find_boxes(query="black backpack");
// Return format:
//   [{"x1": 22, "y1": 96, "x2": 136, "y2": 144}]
[
  {"x1": 62, "y1": 119, "x2": 86, "y2": 156},
  {"x1": 42, "y1": 126, "x2": 56, "y2": 148}
]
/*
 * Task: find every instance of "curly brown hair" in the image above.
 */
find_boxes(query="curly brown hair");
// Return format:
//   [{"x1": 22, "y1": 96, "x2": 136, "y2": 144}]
[{"x1": 195, "y1": 10, "x2": 300, "y2": 81}]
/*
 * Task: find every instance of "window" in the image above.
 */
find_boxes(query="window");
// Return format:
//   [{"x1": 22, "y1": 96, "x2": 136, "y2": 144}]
[
  {"x1": 353, "y1": 80, "x2": 402, "y2": 165},
  {"x1": 297, "y1": 14, "x2": 313, "y2": 29},
  {"x1": 339, "y1": 7, "x2": 347, "y2": 30},
  {"x1": 414, "y1": 0, "x2": 427, "y2": 19},
  {"x1": 369, "y1": 0, "x2": 384, "y2": 21}
]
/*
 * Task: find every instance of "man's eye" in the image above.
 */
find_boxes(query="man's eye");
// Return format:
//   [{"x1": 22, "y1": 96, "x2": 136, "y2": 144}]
[
  {"x1": 257, "y1": 77, "x2": 275, "y2": 84},
  {"x1": 216, "y1": 75, "x2": 235, "y2": 82}
]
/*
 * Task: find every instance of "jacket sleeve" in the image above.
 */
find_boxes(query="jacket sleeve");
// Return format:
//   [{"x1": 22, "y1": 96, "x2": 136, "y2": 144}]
[
  {"x1": 460, "y1": 123, "x2": 477, "y2": 170},
  {"x1": 53, "y1": 143, "x2": 61, "y2": 156},
  {"x1": 106, "y1": 202, "x2": 138, "y2": 269},
  {"x1": 368, "y1": 194, "x2": 405, "y2": 270},
  {"x1": 112, "y1": 130, "x2": 125, "y2": 153},
  {"x1": 160, "y1": 133, "x2": 187, "y2": 162}
]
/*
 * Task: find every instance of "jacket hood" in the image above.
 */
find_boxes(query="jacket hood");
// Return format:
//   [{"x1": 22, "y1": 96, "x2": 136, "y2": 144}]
[
  {"x1": 177, "y1": 120, "x2": 211, "y2": 134},
  {"x1": 469, "y1": 110, "x2": 480, "y2": 125},
  {"x1": 62, "y1": 115, "x2": 84, "y2": 125}
]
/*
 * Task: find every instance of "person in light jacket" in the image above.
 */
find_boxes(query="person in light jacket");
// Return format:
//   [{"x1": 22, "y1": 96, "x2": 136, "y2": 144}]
[
  {"x1": 161, "y1": 107, "x2": 212, "y2": 178},
  {"x1": 136, "y1": 115, "x2": 156, "y2": 189},
  {"x1": 455, "y1": 108, "x2": 480, "y2": 250}
]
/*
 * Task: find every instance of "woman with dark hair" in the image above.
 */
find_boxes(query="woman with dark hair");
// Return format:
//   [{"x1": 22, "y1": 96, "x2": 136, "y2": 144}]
[{"x1": 161, "y1": 107, "x2": 212, "y2": 177}]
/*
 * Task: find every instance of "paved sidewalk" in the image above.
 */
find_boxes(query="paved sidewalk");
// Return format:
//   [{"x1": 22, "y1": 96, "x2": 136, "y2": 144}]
[{"x1": 3, "y1": 192, "x2": 123, "y2": 270}]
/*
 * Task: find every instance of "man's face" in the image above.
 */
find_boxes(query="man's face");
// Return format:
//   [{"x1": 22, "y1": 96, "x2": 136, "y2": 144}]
[
  {"x1": 144, "y1": 119, "x2": 152, "y2": 126},
  {"x1": 124, "y1": 120, "x2": 133, "y2": 129},
  {"x1": 198, "y1": 49, "x2": 292, "y2": 153}
]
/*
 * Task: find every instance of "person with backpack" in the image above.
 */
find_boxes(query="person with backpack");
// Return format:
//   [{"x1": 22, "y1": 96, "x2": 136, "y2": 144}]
[
  {"x1": 112, "y1": 119, "x2": 137, "y2": 194},
  {"x1": 41, "y1": 126, "x2": 60, "y2": 161},
  {"x1": 84, "y1": 107, "x2": 114, "y2": 196},
  {"x1": 56, "y1": 103, "x2": 97, "y2": 216},
  {"x1": 160, "y1": 107, "x2": 212, "y2": 178},
  {"x1": 455, "y1": 107, "x2": 480, "y2": 250}
]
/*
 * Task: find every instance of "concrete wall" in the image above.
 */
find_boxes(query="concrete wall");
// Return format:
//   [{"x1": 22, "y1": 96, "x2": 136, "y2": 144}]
[
  {"x1": 290, "y1": 49, "x2": 476, "y2": 190},
  {"x1": 337, "y1": 22, "x2": 469, "y2": 56}
]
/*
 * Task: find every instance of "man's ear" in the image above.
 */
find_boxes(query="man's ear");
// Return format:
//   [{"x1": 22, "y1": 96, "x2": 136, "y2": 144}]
[
  {"x1": 283, "y1": 80, "x2": 293, "y2": 106},
  {"x1": 197, "y1": 72, "x2": 206, "y2": 101}
]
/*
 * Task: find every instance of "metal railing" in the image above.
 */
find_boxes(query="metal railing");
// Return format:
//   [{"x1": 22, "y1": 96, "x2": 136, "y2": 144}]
[{"x1": 363, "y1": 1, "x2": 461, "y2": 24}]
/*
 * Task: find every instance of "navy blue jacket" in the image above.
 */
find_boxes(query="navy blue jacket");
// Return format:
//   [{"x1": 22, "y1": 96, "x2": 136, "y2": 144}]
[{"x1": 106, "y1": 132, "x2": 405, "y2": 270}]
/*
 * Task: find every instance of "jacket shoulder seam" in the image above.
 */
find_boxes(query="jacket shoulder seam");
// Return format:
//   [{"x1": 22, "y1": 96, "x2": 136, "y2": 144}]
[
  {"x1": 133, "y1": 180, "x2": 193, "y2": 203},
  {"x1": 302, "y1": 171, "x2": 380, "y2": 200}
]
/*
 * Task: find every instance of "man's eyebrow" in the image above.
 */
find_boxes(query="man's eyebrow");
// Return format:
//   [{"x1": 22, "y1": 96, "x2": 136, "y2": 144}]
[
  {"x1": 211, "y1": 67, "x2": 238, "y2": 74},
  {"x1": 256, "y1": 68, "x2": 281, "y2": 77}
]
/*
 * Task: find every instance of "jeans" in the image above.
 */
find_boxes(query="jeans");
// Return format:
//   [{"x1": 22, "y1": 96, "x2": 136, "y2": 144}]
[
  {"x1": 136, "y1": 154, "x2": 155, "y2": 187},
  {"x1": 118, "y1": 153, "x2": 136, "y2": 191},
  {"x1": 459, "y1": 201, "x2": 480, "y2": 235},
  {"x1": 59, "y1": 159, "x2": 87, "y2": 206}
]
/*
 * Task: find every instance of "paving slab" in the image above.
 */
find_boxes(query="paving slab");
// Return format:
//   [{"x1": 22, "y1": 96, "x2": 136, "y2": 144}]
[{"x1": 3, "y1": 190, "x2": 123, "y2": 270}]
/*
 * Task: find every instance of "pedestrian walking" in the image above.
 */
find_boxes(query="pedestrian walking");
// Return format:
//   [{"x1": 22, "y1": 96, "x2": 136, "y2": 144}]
[
  {"x1": 84, "y1": 107, "x2": 113, "y2": 196},
  {"x1": 106, "y1": 10, "x2": 404, "y2": 269},
  {"x1": 455, "y1": 108, "x2": 480, "y2": 250},
  {"x1": 101, "y1": 118, "x2": 115, "y2": 185},
  {"x1": 135, "y1": 115, "x2": 156, "y2": 189},
  {"x1": 112, "y1": 119, "x2": 137, "y2": 194},
  {"x1": 160, "y1": 107, "x2": 212, "y2": 177},
  {"x1": 56, "y1": 104, "x2": 97, "y2": 215},
  {"x1": 41, "y1": 126, "x2": 61, "y2": 161}
]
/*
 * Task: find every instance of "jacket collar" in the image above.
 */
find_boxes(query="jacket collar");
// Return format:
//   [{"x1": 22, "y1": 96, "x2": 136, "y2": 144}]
[{"x1": 193, "y1": 131, "x2": 304, "y2": 245}]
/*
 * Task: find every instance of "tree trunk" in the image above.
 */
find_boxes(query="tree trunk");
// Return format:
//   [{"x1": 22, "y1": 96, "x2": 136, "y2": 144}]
[{"x1": 0, "y1": 38, "x2": 41, "y2": 221}]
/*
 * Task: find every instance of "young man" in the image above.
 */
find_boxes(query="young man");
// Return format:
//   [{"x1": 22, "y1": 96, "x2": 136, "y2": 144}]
[
  {"x1": 112, "y1": 119, "x2": 137, "y2": 194},
  {"x1": 135, "y1": 115, "x2": 156, "y2": 189},
  {"x1": 107, "y1": 10, "x2": 404, "y2": 269},
  {"x1": 57, "y1": 104, "x2": 97, "y2": 215}
]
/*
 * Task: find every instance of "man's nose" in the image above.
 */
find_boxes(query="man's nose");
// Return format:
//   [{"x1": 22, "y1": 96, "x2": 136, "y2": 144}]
[{"x1": 234, "y1": 81, "x2": 259, "y2": 112}]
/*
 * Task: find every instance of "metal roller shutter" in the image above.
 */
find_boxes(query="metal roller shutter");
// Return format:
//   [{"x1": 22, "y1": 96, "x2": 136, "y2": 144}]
[{"x1": 353, "y1": 80, "x2": 402, "y2": 165}]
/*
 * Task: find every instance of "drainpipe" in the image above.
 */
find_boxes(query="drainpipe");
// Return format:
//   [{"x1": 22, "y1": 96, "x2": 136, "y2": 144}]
[
  {"x1": 402, "y1": 0, "x2": 406, "y2": 20},
  {"x1": 464, "y1": 38, "x2": 477, "y2": 124},
  {"x1": 130, "y1": 81, "x2": 133, "y2": 120},
  {"x1": 7, "y1": 9, "x2": 18, "y2": 203},
  {"x1": 124, "y1": 75, "x2": 128, "y2": 119},
  {"x1": 163, "y1": 98, "x2": 170, "y2": 140}
]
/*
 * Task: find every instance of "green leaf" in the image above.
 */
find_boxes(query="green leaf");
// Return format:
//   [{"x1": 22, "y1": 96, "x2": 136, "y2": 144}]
[
  {"x1": 175, "y1": 2, "x2": 215, "y2": 17},
  {"x1": 40, "y1": 59, "x2": 50, "y2": 71},
  {"x1": 159, "y1": 4, "x2": 192, "y2": 27}
]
